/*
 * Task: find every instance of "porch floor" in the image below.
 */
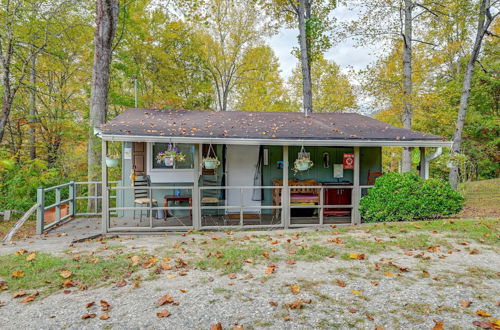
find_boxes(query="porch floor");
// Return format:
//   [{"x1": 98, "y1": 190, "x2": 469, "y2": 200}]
[
  {"x1": 109, "y1": 214, "x2": 351, "y2": 228},
  {"x1": 45, "y1": 215, "x2": 351, "y2": 240}
]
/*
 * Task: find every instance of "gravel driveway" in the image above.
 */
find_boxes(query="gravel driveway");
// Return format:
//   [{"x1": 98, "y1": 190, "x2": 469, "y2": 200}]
[{"x1": 0, "y1": 219, "x2": 499, "y2": 329}]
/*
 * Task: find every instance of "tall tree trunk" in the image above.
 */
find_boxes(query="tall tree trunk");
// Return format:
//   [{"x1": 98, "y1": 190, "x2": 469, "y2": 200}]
[
  {"x1": 0, "y1": 58, "x2": 13, "y2": 142},
  {"x1": 449, "y1": 0, "x2": 494, "y2": 189},
  {"x1": 401, "y1": 0, "x2": 413, "y2": 172},
  {"x1": 29, "y1": 52, "x2": 37, "y2": 160},
  {"x1": 297, "y1": 1, "x2": 313, "y2": 115},
  {"x1": 88, "y1": 0, "x2": 119, "y2": 210}
]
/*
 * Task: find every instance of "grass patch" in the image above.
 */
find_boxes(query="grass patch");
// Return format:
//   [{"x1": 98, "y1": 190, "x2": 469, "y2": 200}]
[
  {"x1": 0, "y1": 252, "x2": 139, "y2": 294},
  {"x1": 195, "y1": 244, "x2": 267, "y2": 274},
  {"x1": 341, "y1": 237, "x2": 389, "y2": 254},
  {"x1": 459, "y1": 178, "x2": 500, "y2": 218},
  {"x1": 365, "y1": 219, "x2": 499, "y2": 245},
  {"x1": 294, "y1": 245, "x2": 337, "y2": 261}
]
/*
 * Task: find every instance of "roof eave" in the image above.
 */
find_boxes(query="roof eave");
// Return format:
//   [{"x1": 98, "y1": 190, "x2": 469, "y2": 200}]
[{"x1": 98, "y1": 133, "x2": 452, "y2": 148}]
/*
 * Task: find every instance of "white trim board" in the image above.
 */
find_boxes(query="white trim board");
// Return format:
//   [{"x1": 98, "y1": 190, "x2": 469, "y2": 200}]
[{"x1": 99, "y1": 133, "x2": 452, "y2": 148}]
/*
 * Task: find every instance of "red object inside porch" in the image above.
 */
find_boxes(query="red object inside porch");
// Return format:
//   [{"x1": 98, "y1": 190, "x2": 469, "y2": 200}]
[{"x1": 323, "y1": 184, "x2": 352, "y2": 217}]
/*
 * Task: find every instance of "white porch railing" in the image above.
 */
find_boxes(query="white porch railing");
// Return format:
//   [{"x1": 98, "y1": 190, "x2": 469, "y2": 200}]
[{"x1": 36, "y1": 182, "x2": 373, "y2": 233}]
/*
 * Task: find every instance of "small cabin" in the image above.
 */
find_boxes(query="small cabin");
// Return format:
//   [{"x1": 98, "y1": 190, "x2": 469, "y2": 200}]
[{"x1": 97, "y1": 109, "x2": 450, "y2": 233}]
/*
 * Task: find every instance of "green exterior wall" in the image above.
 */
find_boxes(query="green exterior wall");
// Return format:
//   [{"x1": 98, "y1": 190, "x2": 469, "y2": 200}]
[{"x1": 261, "y1": 146, "x2": 382, "y2": 210}]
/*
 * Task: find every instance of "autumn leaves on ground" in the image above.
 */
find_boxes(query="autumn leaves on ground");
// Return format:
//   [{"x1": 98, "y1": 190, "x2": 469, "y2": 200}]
[{"x1": 0, "y1": 219, "x2": 498, "y2": 329}]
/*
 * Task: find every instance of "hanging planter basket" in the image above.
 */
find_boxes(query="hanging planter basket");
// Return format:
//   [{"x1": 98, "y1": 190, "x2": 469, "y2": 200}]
[
  {"x1": 164, "y1": 156, "x2": 174, "y2": 167},
  {"x1": 202, "y1": 144, "x2": 220, "y2": 169},
  {"x1": 293, "y1": 146, "x2": 313, "y2": 173},
  {"x1": 203, "y1": 157, "x2": 220, "y2": 169},
  {"x1": 106, "y1": 156, "x2": 119, "y2": 168},
  {"x1": 156, "y1": 144, "x2": 185, "y2": 167}
]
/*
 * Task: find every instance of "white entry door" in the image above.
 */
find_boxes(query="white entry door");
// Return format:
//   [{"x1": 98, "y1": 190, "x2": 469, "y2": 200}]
[{"x1": 226, "y1": 145, "x2": 261, "y2": 213}]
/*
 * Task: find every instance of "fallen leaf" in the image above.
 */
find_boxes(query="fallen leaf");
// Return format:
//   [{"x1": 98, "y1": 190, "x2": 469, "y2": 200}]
[
  {"x1": 327, "y1": 237, "x2": 345, "y2": 244},
  {"x1": 285, "y1": 299, "x2": 312, "y2": 310},
  {"x1": 352, "y1": 290, "x2": 361, "y2": 295},
  {"x1": 15, "y1": 249, "x2": 28, "y2": 255},
  {"x1": 264, "y1": 264, "x2": 277, "y2": 274},
  {"x1": 12, "y1": 290, "x2": 27, "y2": 298},
  {"x1": 349, "y1": 253, "x2": 365, "y2": 260},
  {"x1": 269, "y1": 301, "x2": 278, "y2": 306},
  {"x1": 86, "y1": 301, "x2": 95, "y2": 308},
  {"x1": 179, "y1": 289, "x2": 188, "y2": 293},
  {"x1": 476, "y1": 310, "x2": 491, "y2": 317},
  {"x1": 336, "y1": 279, "x2": 347, "y2": 287},
  {"x1": 384, "y1": 272, "x2": 395, "y2": 277},
  {"x1": 290, "y1": 284, "x2": 300, "y2": 294},
  {"x1": 81, "y1": 313, "x2": 96, "y2": 319},
  {"x1": 460, "y1": 300, "x2": 472, "y2": 307},
  {"x1": 156, "y1": 309, "x2": 170, "y2": 318},
  {"x1": 160, "y1": 263, "x2": 172, "y2": 270},
  {"x1": 228, "y1": 273, "x2": 237, "y2": 280},
  {"x1": 26, "y1": 253, "x2": 36, "y2": 261},
  {"x1": 100, "y1": 300, "x2": 111, "y2": 311},
  {"x1": 472, "y1": 320, "x2": 495, "y2": 329},
  {"x1": 11, "y1": 270, "x2": 25, "y2": 278},
  {"x1": 432, "y1": 320, "x2": 444, "y2": 330},
  {"x1": 131, "y1": 255, "x2": 140, "y2": 266},
  {"x1": 262, "y1": 252, "x2": 270, "y2": 259},
  {"x1": 60, "y1": 270, "x2": 72, "y2": 279},
  {"x1": 211, "y1": 322, "x2": 223, "y2": 330},
  {"x1": 62, "y1": 280, "x2": 74, "y2": 288},
  {"x1": 20, "y1": 292, "x2": 38, "y2": 303},
  {"x1": 100, "y1": 313, "x2": 110, "y2": 320},
  {"x1": 370, "y1": 281, "x2": 379, "y2": 286},
  {"x1": 286, "y1": 259, "x2": 296, "y2": 265},
  {"x1": 243, "y1": 258, "x2": 253, "y2": 264},
  {"x1": 157, "y1": 294, "x2": 174, "y2": 306},
  {"x1": 0, "y1": 281, "x2": 8, "y2": 291},
  {"x1": 348, "y1": 308, "x2": 359, "y2": 313},
  {"x1": 116, "y1": 279, "x2": 127, "y2": 287},
  {"x1": 375, "y1": 325, "x2": 385, "y2": 330}
]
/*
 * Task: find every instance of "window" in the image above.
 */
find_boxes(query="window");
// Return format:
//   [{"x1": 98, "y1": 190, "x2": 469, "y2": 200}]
[{"x1": 151, "y1": 143, "x2": 195, "y2": 170}]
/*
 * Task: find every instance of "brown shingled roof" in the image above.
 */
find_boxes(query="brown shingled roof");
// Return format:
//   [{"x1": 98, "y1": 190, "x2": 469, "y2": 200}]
[{"x1": 100, "y1": 108, "x2": 444, "y2": 141}]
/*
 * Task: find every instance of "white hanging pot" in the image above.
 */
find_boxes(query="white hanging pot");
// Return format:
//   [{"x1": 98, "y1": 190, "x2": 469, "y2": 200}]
[
  {"x1": 294, "y1": 158, "x2": 313, "y2": 171},
  {"x1": 203, "y1": 157, "x2": 220, "y2": 169},
  {"x1": 164, "y1": 156, "x2": 174, "y2": 166},
  {"x1": 106, "y1": 157, "x2": 119, "y2": 168}
]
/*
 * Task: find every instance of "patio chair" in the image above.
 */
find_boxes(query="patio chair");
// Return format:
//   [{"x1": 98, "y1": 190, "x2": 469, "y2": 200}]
[
  {"x1": 367, "y1": 170, "x2": 383, "y2": 185},
  {"x1": 133, "y1": 175, "x2": 157, "y2": 222}
]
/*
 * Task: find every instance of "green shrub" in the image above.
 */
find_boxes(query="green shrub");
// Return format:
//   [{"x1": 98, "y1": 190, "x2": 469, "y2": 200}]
[
  {"x1": 0, "y1": 158, "x2": 65, "y2": 211},
  {"x1": 360, "y1": 172, "x2": 464, "y2": 222}
]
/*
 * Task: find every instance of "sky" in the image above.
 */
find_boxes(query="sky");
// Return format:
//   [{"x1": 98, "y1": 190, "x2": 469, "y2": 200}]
[
  {"x1": 267, "y1": 5, "x2": 377, "y2": 79},
  {"x1": 266, "y1": 4, "x2": 385, "y2": 112}
]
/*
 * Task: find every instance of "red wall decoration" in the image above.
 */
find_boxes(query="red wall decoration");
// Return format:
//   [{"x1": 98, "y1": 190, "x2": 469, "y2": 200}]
[{"x1": 343, "y1": 153, "x2": 354, "y2": 169}]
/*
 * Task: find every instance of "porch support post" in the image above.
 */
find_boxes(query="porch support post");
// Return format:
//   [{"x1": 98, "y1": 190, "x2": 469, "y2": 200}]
[
  {"x1": 283, "y1": 146, "x2": 289, "y2": 229},
  {"x1": 352, "y1": 146, "x2": 361, "y2": 224},
  {"x1": 419, "y1": 147, "x2": 426, "y2": 179},
  {"x1": 192, "y1": 144, "x2": 201, "y2": 229},
  {"x1": 101, "y1": 139, "x2": 109, "y2": 234}
]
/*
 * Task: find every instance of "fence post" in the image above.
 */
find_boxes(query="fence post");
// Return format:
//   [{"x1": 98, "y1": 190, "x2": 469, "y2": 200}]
[
  {"x1": 352, "y1": 146, "x2": 361, "y2": 224},
  {"x1": 36, "y1": 187, "x2": 44, "y2": 235},
  {"x1": 55, "y1": 188, "x2": 61, "y2": 223},
  {"x1": 282, "y1": 146, "x2": 289, "y2": 229},
  {"x1": 69, "y1": 181, "x2": 76, "y2": 217}
]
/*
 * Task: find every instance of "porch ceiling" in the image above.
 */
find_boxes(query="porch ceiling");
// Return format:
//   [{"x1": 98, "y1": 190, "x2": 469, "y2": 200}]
[{"x1": 99, "y1": 108, "x2": 451, "y2": 147}]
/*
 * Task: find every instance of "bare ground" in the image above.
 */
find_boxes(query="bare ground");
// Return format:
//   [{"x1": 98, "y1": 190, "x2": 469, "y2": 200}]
[{"x1": 0, "y1": 219, "x2": 499, "y2": 329}]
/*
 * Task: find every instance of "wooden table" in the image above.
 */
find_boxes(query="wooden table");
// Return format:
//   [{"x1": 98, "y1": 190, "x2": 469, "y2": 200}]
[{"x1": 163, "y1": 196, "x2": 192, "y2": 219}]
